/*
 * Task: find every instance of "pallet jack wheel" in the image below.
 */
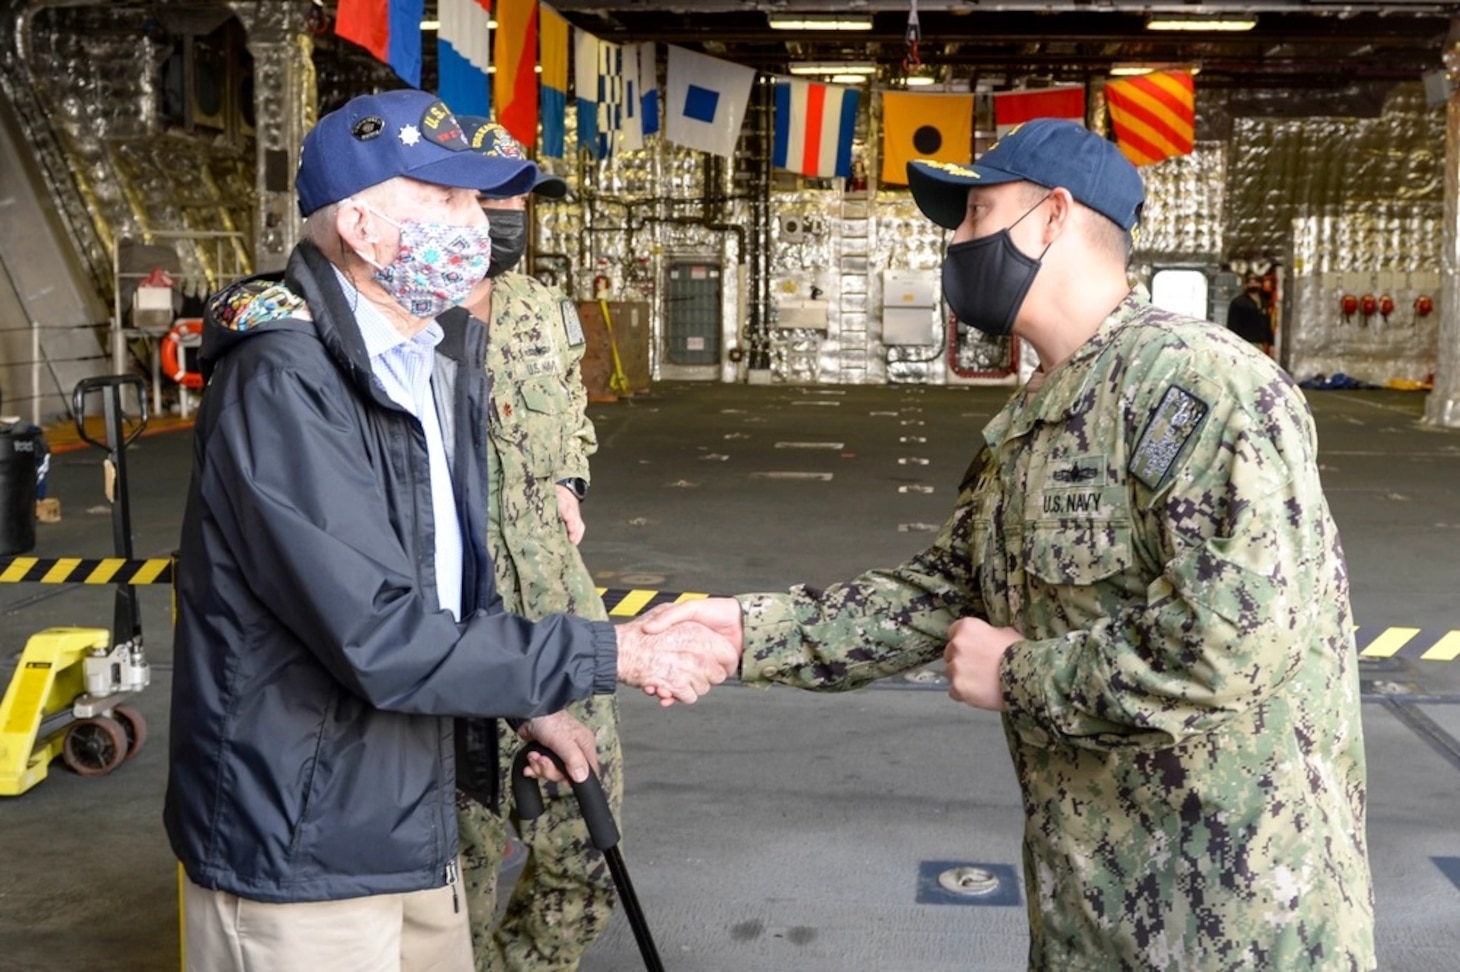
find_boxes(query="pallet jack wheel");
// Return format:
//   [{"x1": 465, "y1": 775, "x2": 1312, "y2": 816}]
[
  {"x1": 61, "y1": 716, "x2": 128, "y2": 777},
  {"x1": 113, "y1": 704, "x2": 148, "y2": 760}
]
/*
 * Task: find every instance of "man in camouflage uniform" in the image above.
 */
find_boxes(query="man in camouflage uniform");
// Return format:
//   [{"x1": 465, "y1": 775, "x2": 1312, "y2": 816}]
[
  {"x1": 647, "y1": 120, "x2": 1374, "y2": 971},
  {"x1": 450, "y1": 120, "x2": 622, "y2": 971}
]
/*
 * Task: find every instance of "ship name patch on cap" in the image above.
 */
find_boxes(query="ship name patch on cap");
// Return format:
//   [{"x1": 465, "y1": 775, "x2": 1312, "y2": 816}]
[
  {"x1": 1130, "y1": 386, "x2": 1209, "y2": 489},
  {"x1": 421, "y1": 99, "x2": 469, "y2": 150},
  {"x1": 352, "y1": 116, "x2": 384, "y2": 141}
]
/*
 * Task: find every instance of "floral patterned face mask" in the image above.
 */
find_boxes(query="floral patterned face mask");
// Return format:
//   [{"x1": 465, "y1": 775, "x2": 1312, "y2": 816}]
[{"x1": 357, "y1": 201, "x2": 493, "y2": 319}]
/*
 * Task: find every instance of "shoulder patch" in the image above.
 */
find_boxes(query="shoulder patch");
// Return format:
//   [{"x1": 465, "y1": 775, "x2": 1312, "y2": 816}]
[
  {"x1": 560, "y1": 299, "x2": 585, "y2": 348},
  {"x1": 1129, "y1": 385, "x2": 1209, "y2": 490}
]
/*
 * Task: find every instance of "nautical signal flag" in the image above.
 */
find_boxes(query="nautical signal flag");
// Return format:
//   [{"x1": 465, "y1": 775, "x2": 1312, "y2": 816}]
[
  {"x1": 638, "y1": 43, "x2": 660, "y2": 138},
  {"x1": 992, "y1": 86, "x2": 1086, "y2": 136},
  {"x1": 493, "y1": 0, "x2": 538, "y2": 150},
  {"x1": 665, "y1": 45, "x2": 757, "y2": 160},
  {"x1": 604, "y1": 40, "x2": 641, "y2": 154},
  {"x1": 772, "y1": 77, "x2": 861, "y2": 180},
  {"x1": 335, "y1": 0, "x2": 424, "y2": 86},
  {"x1": 574, "y1": 28, "x2": 605, "y2": 158},
  {"x1": 1104, "y1": 70, "x2": 1196, "y2": 167},
  {"x1": 539, "y1": 3, "x2": 569, "y2": 158},
  {"x1": 436, "y1": 0, "x2": 491, "y2": 117},
  {"x1": 880, "y1": 91, "x2": 974, "y2": 186}
]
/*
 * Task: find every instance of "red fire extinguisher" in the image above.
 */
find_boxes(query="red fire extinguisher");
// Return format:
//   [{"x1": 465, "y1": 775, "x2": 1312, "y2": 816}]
[{"x1": 1340, "y1": 294, "x2": 1358, "y2": 321}]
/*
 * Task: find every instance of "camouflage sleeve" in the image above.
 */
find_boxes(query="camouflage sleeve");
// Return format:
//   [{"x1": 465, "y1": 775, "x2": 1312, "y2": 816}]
[
  {"x1": 738, "y1": 486, "x2": 983, "y2": 691},
  {"x1": 560, "y1": 302, "x2": 597, "y2": 481},
  {"x1": 1002, "y1": 363, "x2": 1326, "y2": 750}
]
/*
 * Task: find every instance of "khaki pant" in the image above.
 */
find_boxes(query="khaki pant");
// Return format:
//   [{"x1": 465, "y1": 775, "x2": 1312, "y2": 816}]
[{"x1": 182, "y1": 870, "x2": 473, "y2": 972}]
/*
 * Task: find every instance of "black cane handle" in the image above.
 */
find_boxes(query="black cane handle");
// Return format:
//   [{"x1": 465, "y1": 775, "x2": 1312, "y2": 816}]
[{"x1": 510, "y1": 742, "x2": 620, "y2": 851}]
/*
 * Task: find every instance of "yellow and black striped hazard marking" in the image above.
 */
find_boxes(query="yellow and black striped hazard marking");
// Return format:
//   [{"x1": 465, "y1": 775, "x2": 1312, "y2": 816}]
[
  {"x1": 1359, "y1": 627, "x2": 1460, "y2": 663},
  {"x1": 596, "y1": 588, "x2": 708, "y2": 618},
  {"x1": 0, "y1": 556, "x2": 173, "y2": 585},
  {"x1": 10, "y1": 563, "x2": 1443, "y2": 659}
]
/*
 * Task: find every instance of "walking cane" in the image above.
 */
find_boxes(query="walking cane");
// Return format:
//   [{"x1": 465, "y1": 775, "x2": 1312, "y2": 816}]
[{"x1": 510, "y1": 742, "x2": 665, "y2": 971}]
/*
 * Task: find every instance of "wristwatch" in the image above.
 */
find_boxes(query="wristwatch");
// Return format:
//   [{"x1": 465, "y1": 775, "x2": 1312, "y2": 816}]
[{"x1": 556, "y1": 477, "x2": 588, "y2": 501}]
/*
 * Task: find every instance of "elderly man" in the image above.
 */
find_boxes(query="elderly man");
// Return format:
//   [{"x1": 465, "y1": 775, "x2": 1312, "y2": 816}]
[
  {"x1": 648, "y1": 119, "x2": 1374, "y2": 971},
  {"x1": 164, "y1": 89, "x2": 737, "y2": 972}
]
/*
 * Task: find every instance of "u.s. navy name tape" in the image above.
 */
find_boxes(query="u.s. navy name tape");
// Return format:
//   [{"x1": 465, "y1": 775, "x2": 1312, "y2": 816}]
[{"x1": 4, "y1": 559, "x2": 1449, "y2": 661}]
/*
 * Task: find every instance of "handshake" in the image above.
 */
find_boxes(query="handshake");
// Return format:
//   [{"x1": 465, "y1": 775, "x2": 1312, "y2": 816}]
[{"x1": 613, "y1": 598, "x2": 745, "y2": 706}]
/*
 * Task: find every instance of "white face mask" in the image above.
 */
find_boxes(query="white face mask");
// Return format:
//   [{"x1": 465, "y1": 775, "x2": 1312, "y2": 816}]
[{"x1": 355, "y1": 201, "x2": 494, "y2": 319}]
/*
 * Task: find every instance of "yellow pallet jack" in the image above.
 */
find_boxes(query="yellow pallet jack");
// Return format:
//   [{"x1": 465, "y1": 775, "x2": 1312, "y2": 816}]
[{"x1": 0, "y1": 376, "x2": 153, "y2": 796}]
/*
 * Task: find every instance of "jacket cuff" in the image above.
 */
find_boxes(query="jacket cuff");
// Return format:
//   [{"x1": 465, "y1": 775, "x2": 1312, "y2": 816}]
[
  {"x1": 999, "y1": 637, "x2": 1057, "y2": 749},
  {"x1": 736, "y1": 593, "x2": 804, "y2": 685},
  {"x1": 590, "y1": 620, "x2": 619, "y2": 695}
]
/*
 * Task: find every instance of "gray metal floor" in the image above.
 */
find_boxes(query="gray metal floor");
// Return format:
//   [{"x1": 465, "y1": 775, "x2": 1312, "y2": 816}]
[{"x1": 2, "y1": 382, "x2": 1458, "y2": 971}]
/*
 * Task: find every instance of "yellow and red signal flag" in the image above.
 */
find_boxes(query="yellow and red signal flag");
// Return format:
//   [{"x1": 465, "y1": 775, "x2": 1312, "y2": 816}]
[{"x1": 1104, "y1": 70, "x2": 1195, "y2": 166}]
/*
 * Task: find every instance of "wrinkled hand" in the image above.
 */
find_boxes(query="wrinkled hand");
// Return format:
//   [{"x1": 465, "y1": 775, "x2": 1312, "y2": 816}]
[
  {"x1": 555, "y1": 485, "x2": 586, "y2": 545},
  {"x1": 639, "y1": 598, "x2": 744, "y2": 651},
  {"x1": 944, "y1": 617, "x2": 1023, "y2": 711},
  {"x1": 616, "y1": 612, "x2": 740, "y2": 707},
  {"x1": 518, "y1": 710, "x2": 599, "y2": 783}
]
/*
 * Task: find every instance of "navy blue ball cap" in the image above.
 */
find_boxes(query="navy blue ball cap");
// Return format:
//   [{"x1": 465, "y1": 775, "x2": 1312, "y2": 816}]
[
  {"x1": 297, "y1": 89, "x2": 540, "y2": 217},
  {"x1": 906, "y1": 119, "x2": 1145, "y2": 232},
  {"x1": 456, "y1": 116, "x2": 570, "y2": 200}
]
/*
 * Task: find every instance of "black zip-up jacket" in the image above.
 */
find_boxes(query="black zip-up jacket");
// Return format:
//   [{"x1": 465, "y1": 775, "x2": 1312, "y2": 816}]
[{"x1": 163, "y1": 241, "x2": 618, "y2": 904}]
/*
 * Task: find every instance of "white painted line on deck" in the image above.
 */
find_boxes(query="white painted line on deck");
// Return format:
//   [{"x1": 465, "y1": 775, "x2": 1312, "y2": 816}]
[
  {"x1": 774, "y1": 441, "x2": 846, "y2": 449},
  {"x1": 750, "y1": 471, "x2": 835, "y2": 481}
]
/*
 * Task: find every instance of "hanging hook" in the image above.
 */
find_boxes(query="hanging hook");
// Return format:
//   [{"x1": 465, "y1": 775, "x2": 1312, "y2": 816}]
[{"x1": 903, "y1": 0, "x2": 923, "y2": 72}]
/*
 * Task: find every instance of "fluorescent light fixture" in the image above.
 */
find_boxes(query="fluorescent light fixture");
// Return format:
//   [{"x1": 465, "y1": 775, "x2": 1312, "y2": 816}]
[
  {"x1": 905, "y1": 75, "x2": 938, "y2": 87},
  {"x1": 769, "y1": 15, "x2": 873, "y2": 31},
  {"x1": 789, "y1": 62, "x2": 876, "y2": 76},
  {"x1": 1110, "y1": 63, "x2": 1202, "y2": 76},
  {"x1": 830, "y1": 74, "x2": 870, "y2": 85},
  {"x1": 1146, "y1": 16, "x2": 1256, "y2": 31}
]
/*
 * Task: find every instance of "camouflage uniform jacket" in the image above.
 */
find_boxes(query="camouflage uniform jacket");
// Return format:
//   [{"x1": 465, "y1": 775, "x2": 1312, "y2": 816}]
[
  {"x1": 738, "y1": 294, "x2": 1374, "y2": 971},
  {"x1": 480, "y1": 271, "x2": 605, "y2": 622}
]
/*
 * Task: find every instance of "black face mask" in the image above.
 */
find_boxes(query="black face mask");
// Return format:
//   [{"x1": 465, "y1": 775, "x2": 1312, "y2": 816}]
[
  {"x1": 941, "y1": 197, "x2": 1051, "y2": 337},
  {"x1": 485, "y1": 210, "x2": 527, "y2": 278}
]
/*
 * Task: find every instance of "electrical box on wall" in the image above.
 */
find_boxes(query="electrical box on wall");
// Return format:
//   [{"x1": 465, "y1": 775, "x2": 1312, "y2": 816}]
[
  {"x1": 776, "y1": 299, "x2": 830, "y2": 330},
  {"x1": 881, "y1": 269, "x2": 939, "y2": 346},
  {"x1": 883, "y1": 270, "x2": 940, "y2": 308}
]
